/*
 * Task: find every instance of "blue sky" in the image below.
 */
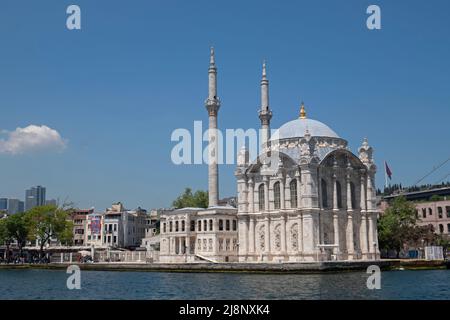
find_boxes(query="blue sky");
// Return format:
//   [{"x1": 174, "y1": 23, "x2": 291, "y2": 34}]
[{"x1": 1, "y1": 0, "x2": 449, "y2": 210}]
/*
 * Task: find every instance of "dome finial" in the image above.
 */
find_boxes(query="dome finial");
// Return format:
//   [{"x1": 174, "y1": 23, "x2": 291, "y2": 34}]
[{"x1": 299, "y1": 101, "x2": 306, "y2": 119}]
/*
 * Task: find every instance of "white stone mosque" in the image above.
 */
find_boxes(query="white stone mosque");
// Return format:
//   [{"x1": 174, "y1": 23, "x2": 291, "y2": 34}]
[{"x1": 159, "y1": 48, "x2": 380, "y2": 263}]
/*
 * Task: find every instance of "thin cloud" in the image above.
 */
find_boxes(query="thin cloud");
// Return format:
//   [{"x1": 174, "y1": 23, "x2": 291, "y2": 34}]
[{"x1": 0, "y1": 125, "x2": 67, "y2": 155}]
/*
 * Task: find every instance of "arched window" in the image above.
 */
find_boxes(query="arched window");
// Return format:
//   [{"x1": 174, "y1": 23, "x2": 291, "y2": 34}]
[
  {"x1": 321, "y1": 179, "x2": 328, "y2": 208},
  {"x1": 198, "y1": 220, "x2": 201, "y2": 232},
  {"x1": 175, "y1": 221, "x2": 179, "y2": 232},
  {"x1": 169, "y1": 221, "x2": 173, "y2": 232},
  {"x1": 274, "y1": 182, "x2": 281, "y2": 209},
  {"x1": 190, "y1": 220, "x2": 195, "y2": 231},
  {"x1": 258, "y1": 184, "x2": 265, "y2": 211},
  {"x1": 233, "y1": 220, "x2": 237, "y2": 231},
  {"x1": 181, "y1": 220, "x2": 185, "y2": 232},
  {"x1": 163, "y1": 223, "x2": 166, "y2": 233},
  {"x1": 336, "y1": 181, "x2": 343, "y2": 209},
  {"x1": 209, "y1": 219, "x2": 213, "y2": 231},
  {"x1": 290, "y1": 179, "x2": 298, "y2": 208},
  {"x1": 219, "y1": 219, "x2": 223, "y2": 231},
  {"x1": 350, "y1": 182, "x2": 356, "y2": 209},
  {"x1": 203, "y1": 220, "x2": 207, "y2": 231},
  {"x1": 439, "y1": 224, "x2": 444, "y2": 234}
]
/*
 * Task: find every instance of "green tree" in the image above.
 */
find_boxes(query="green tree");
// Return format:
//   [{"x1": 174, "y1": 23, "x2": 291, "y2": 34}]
[
  {"x1": 378, "y1": 196, "x2": 420, "y2": 257},
  {"x1": 172, "y1": 188, "x2": 208, "y2": 209},
  {"x1": 0, "y1": 219, "x2": 13, "y2": 261},
  {"x1": 5, "y1": 213, "x2": 29, "y2": 258},
  {"x1": 26, "y1": 205, "x2": 74, "y2": 258}
]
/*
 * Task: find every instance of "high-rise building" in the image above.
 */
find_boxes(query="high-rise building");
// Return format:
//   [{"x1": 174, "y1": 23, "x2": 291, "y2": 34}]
[
  {"x1": 7, "y1": 199, "x2": 24, "y2": 214},
  {"x1": 25, "y1": 186, "x2": 46, "y2": 211},
  {"x1": 45, "y1": 199, "x2": 57, "y2": 206},
  {"x1": 0, "y1": 198, "x2": 7, "y2": 212}
]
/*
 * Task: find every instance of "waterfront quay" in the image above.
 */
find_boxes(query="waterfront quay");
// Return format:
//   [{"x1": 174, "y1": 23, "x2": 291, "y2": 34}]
[{"x1": 0, "y1": 259, "x2": 447, "y2": 274}]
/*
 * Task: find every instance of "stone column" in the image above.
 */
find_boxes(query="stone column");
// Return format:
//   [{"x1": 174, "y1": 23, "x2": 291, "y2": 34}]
[
  {"x1": 186, "y1": 236, "x2": 190, "y2": 255},
  {"x1": 248, "y1": 179, "x2": 255, "y2": 213},
  {"x1": 248, "y1": 216, "x2": 255, "y2": 253},
  {"x1": 297, "y1": 214, "x2": 303, "y2": 253},
  {"x1": 359, "y1": 172, "x2": 369, "y2": 258},
  {"x1": 296, "y1": 170, "x2": 301, "y2": 209},
  {"x1": 346, "y1": 174, "x2": 354, "y2": 259},
  {"x1": 332, "y1": 174, "x2": 339, "y2": 256},
  {"x1": 264, "y1": 217, "x2": 270, "y2": 255},
  {"x1": 368, "y1": 212, "x2": 374, "y2": 258},
  {"x1": 280, "y1": 178, "x2": 286, "y2": 210},
  {"x1": 238, "y1": 218, "x2": 248, "y2": 255},
  {"x1": 281, "y1": 214, "x2": 286, "y2": 253},
  {"x1": 264, "y1": 176, "x2": 269, "y2": 212},
  {"x1": 333, "y1": 174, "x2": 338, "y2": 211}
]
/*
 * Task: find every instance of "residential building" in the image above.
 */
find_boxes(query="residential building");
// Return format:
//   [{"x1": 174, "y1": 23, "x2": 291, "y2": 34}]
[
  {"x1": 102, "y1": 203, "x2": 147, "y2": 248},
  {"x1": 415, "y1": 199, "x2": 450, "y2": 238},
  {"x1": 85, "y1": 212, "x2": 104, "y2": 247},
  {"x1": 71, "y1": 209, "x2": 94, "y2": 246}
]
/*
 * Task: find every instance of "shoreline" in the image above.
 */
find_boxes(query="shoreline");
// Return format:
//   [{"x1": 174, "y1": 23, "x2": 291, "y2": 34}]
[{"x1": 0, "y1": 259, "x2": 447, "y2": 274}]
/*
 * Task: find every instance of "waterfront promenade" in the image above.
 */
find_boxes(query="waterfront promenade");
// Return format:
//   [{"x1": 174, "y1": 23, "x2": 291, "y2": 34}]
[{"x1": 0, "y1": 259, "x2": 447, "y2": 274}]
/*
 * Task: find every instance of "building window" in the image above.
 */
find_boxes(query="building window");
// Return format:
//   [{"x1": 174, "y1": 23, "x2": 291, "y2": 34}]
[
  {"x1": 446, "y1": 206, "x2": 450, "y2": 218},
  {"x1": 428, "y1": 208, "x2": 432, "y2": 216},
  {"x1": 175, "y1": 221, "x2": 179, "y2": 232},
  {"x1": 169, "y1": 221, "x2": 173, "y2": 232},
  {"x1": 336, "y1": 181, "x2": 343, "y2": 209},
  {"x1": 181, "y1": 220, "x2": 185, "y2": 232},
  {"x1": 198, "y1": 220, "x2": 202, "y2": 232},
  {"x1": 209, "y1": 219, "x2": 213, "y2": 231},
  {"x1": 203, "y1": 220, "x2": 207, "y2": 231},
  {"x1": 321, "y1": 179, "x2": 328, "y2": 208},
  {"x1": 290, "y1": 179, "x2": 297, "y2": 208},
  {"x1": 447, "y1": 224, "x2": 450, "y2": 233},
  {"x1": 226, "y1": 220, "x2": 230, "y2": 231},
  {"x1": 438, "y1": 207, "x2": 443, "y2": 218},
  {"x1": 258, "y1": 184, "x2": 265, "y2": 211},
  {"x1": 219, "y1": 219, "x2": 223, "y2": 231},
  {"x1": 439, "y1": 224, "x2": 444, "y2": 234},
  {"x1": 113, "y1": 224, "x2": 117, "y2": 232},
  {"x1": 273, "y1": 182, "x2": 281, "y2": 210},
  {"x1": 190, "y1": 220, "x2": 195, "y2": 231},
  {"x1": 422, "y1": 208, "x2": 426, "y2": 219},
  {"x1": 232, "y1": 220, "x2": 237, "y2": 231},
  {"x1": 163, "y1": 223, "x2": 166, "y2": 233}
]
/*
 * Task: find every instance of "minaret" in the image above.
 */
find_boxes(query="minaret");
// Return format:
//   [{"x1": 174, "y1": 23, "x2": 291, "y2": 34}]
[
  {"x1": 205, "y1": 47, "x2": 221, "y2": 207},
  {"x1": 258, "y1": 61, "x2": 273, "y2": 147}
]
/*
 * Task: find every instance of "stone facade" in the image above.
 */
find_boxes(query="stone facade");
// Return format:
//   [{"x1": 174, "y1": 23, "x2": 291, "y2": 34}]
[
  {"x1": 159, "y1": 207, "x2": 238, "y2": 263},
  {"x1": 160, "y1": 49, "x2": 380, "y2": 263}
]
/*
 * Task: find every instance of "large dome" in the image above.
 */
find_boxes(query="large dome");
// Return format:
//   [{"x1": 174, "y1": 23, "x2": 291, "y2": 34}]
[{"x1": 271, "y1": 118, "x2": 339, "y2": 140}]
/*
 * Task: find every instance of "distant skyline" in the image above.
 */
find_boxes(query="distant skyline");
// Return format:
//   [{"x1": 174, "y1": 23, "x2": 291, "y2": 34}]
[{"x1": 1, "y1": 0, "x2": 449, "y2": 210}]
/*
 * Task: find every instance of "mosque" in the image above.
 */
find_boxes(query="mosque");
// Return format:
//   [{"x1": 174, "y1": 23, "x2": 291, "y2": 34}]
[{"x1": 159, "y1": 48, "x2": 380, "y2": 263}]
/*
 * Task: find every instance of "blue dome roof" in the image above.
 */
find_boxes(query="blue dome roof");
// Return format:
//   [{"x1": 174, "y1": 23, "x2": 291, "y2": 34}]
[{"x1": 271, "y1": 118, "x2": 339, "y2": 140}]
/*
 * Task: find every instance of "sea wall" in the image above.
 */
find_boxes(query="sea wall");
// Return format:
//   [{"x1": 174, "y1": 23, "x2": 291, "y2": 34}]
[{"x1": 0, "y1": 259, "x2": 447, "y2": 274}]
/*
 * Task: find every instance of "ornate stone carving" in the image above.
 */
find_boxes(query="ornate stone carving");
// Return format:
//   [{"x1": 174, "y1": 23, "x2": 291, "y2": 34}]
[
  {"x1": 290, "y1": 224, "x2": 298, "y2": 251},
  {"x1": 259, "y1": 226, "x2": 265, "y2": 251},
  {"x1": 274, "y1": 225, "x2": 281, "y2": 251}
]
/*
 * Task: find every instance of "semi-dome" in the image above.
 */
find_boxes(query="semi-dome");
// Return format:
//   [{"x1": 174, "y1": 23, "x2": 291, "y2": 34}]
[{"x1": 271, "y1": 118, "x2": 339, "y2": 140}]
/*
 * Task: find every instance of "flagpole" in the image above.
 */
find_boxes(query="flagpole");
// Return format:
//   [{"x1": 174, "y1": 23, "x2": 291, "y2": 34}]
[{"x1": 384, "y1": 161, "x2": 388, "y2": 190}]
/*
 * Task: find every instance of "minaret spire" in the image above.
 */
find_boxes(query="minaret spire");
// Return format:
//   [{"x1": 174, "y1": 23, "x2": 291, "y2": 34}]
[
  {"x1": 205, "y1": 47, "x2": 221, "y2": 207},
  {"x1": 259, "y1": 60, "x2": 273, "y2": 147}
]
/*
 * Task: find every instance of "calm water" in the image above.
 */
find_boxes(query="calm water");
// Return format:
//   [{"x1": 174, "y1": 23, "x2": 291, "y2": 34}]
[{"x1": 0, "y1": 269, "x2": 449, "y2": 300}]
